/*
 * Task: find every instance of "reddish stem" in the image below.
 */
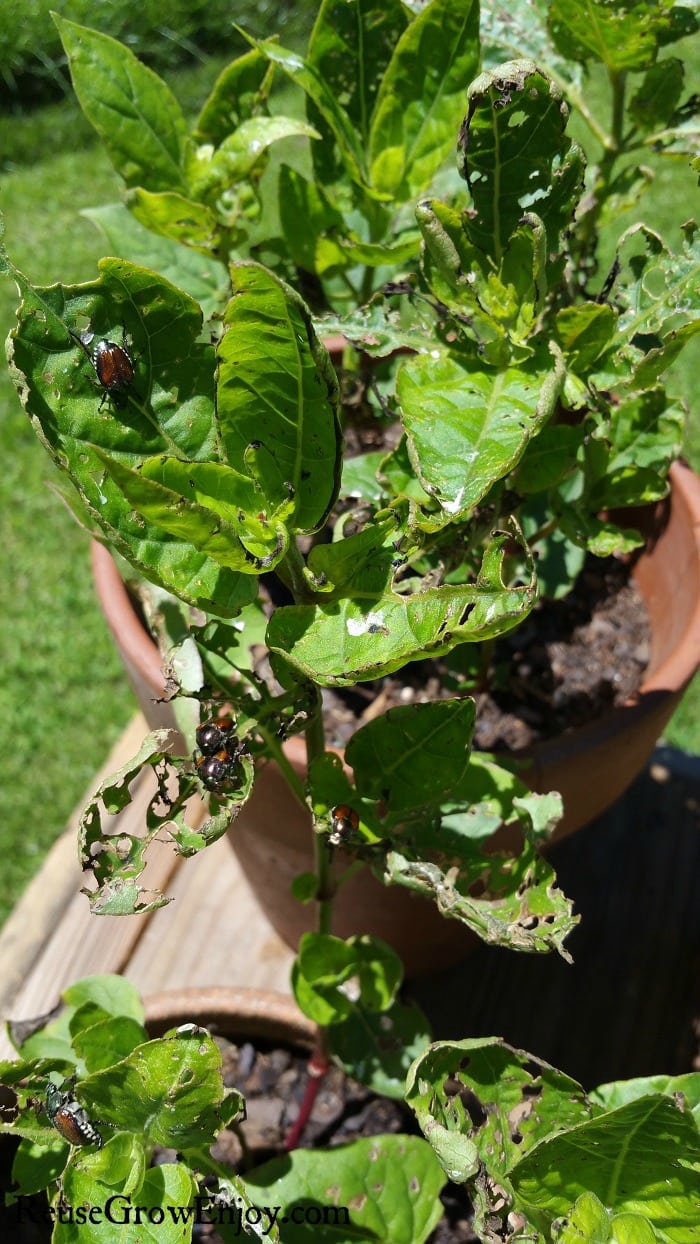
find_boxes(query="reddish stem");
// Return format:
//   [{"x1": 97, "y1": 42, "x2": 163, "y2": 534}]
[{"x1": 283, "y1": 1046, "x2": 330, "y2": 1151}]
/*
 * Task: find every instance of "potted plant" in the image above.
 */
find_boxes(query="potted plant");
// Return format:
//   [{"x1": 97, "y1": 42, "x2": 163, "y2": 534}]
[
  {"x1": 4, "y1": 0, "x2": 700, "y2": 955},
  {"x1": 1, "y1": 0, "x2": 700, "y2": 1236}
]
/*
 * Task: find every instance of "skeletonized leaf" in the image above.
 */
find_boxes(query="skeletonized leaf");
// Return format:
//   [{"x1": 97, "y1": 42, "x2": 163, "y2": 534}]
[
  {"x1": 267, "y1": 523, "x2": 537, "y2": 686},
  {"x1": 458, "y1": 61, "x2": 584, "y2": 266},
  {"x1": 397, "y1": 347, "x2": 566, "y2": 520}
]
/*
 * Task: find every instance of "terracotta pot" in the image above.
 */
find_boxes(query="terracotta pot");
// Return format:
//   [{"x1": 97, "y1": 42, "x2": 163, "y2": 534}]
[
  {"x1": 91, "y1": 461, "x2": 700, "y2": 971},
  {"x1": 144, "y1": 986, "x2": 315, "y2": 1047}
]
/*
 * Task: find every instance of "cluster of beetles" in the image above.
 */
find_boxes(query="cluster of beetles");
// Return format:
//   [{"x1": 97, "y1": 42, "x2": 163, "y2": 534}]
[
  {"x1": 193, "y1": 713, "x2": 360, "y2": 849},
  {"x1": 194, "y1": 714, "x2": 247, "y2": 794}
]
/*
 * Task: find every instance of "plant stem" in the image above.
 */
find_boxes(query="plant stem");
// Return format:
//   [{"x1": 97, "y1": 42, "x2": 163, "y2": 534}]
[
  {"x1": 283, "y1": 1038, "x2": 330, "y2": 1151},
  {"x1": 304, "y1": 702, "x2": 335, "y2": 936},
  {"x1": 609, "y1": 69, "x2": 627, "y2": 152},
  {"x1": 276, "y1": 538, "x2": 312, "y2": 602},
  {"x1": 529, "y1": 516, "x2": 560, "y2": 548},
  {"x1": 476, "y1": 636, "x2": 495, "y2": 693}
]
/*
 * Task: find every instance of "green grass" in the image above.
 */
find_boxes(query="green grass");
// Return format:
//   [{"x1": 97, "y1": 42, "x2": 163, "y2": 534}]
[
  {"x1": 0, "y1": 44, "x2": 699, "y2": 929},
  {"x1": 0, "y1": 150, "x2": 134, "y2": 925}
]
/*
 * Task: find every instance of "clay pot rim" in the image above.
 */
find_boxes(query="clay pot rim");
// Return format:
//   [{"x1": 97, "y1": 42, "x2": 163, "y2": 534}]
[
  {"x1": 91, "y1": 459, "x2": 700, "y2": 711},
  {"x1": 143, "y1": 986, "x2": 315, "y2": 1046}
]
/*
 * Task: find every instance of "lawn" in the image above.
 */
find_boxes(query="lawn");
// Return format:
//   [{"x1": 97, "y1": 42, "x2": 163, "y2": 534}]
[{"x1": 1, "y1": 34, "x2": 699, "y2": 928}]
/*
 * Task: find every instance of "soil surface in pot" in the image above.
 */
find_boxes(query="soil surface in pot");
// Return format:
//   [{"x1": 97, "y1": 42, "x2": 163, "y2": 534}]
[{"x1": 310, "y1": 554, "x2": 650, "y2": 752}]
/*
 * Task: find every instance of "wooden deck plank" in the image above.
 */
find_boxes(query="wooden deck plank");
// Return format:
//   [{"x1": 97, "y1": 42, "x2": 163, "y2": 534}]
[
  {"x1": 124, "y1": 837, "x2": 294, "y2": 996},
  {"x1": 0, "y1": 715, "x2": 151, "y2": 1017}
]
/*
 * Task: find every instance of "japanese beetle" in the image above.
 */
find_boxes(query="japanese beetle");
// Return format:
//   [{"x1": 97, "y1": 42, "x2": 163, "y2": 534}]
[
  {"x1": 70, "y1": 324, "x2": 136, "y2": 408},
  {"x1": 196, "y1": 748, "x2": 242, "y2": 794},
  {"x1": 44, "y1": 1082, "x2": 102, "y2": 1149},
  {"x1": 329, "y1": 804, "x2": 360, "y2": 846},
  {"x1": 196, "y1": 714, "x2": 236, "y2": 757}
]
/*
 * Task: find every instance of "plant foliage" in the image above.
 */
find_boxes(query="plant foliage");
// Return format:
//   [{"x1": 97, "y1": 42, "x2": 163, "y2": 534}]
[{"x1": 1, "y1": 0, "x2": 699, "y2": 1236}]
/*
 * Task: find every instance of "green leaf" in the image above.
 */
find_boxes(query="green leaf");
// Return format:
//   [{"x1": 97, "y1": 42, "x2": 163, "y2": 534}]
[
  {"x1": 58, "y1": 1150, "x2": 197, "y2": 1243},
  {"x1": 397, "y1": 348, "x2": 566, "y2": 519},
  {"x1": 648, "y1": 96, "x2": 700, "y2": 160},
  {"x1": 511, "y1": 425, "x2": 586, "y2": 494},
  {"x1": 334, "y1": 231, "x2": 421, "y2": 268},
  {"x1": 459, "y1": 61, "x2": 584, "y2": 266},
  {"x1": 82, "y1": 1030, "x2": 242, "y2": 1149},
  {"x1": 97, "y1": 453, "x2": 289, "y2": 573},
  {"x1": 267, "y1": 523, "x2": 537, "y2": 686},
  {"x1": 292, "y1": 933, "x2": 402, "y2": 1026},
  {"x1": 383, "y1": 817, "x2": 576, "y2": 956},
  {"x1": 547, "y1": 0, "x2": 691, "y2": 71},
  {"x1": 6, "y1": 255, "x2": 255, "y2": 615},
  {"x1": 557, "y1": 504, "x2": 646, "y2": 557},
  {"x1": 609, "y1": 224, "x2": 700, "y2": 384},
  {"x1": 328, "y1": 999, "x2": 432, "y2": 1100},
  {"x1": 62, "y1": 975, "x2": 145, "y2": 1024},
  {"x1": 73, "y1": 1015, "x2": 149, "y2": 1074},
  {"x1": 308, "y1": 0, "x2": 410, "y2": 157},
  {"x1": 195, "y1": 48, "x2": 272, "y2": 146},
  {"x1": 11, "y1": 1136, "x2": 68, "y2": 1199},
  {"x1": 128, "y1": 188, "x2": 221, "y2": 253},
  {"x1": 417, "y1": 200, "x2": 547, "y2": 356},
  {"x1": 368, "y1": 0, "x2": 481, "y2": 199},
  {"x1": 378, "y1": 436, "x2": 435, "y2": 505},
  {"x1": 510, "y1": 1095, "x2": 700, "y2": 1241},
  {"x1": 345, "y1": 699, "x2": 475, "y2": 813},
  {"x1": 216, "y1": 262, "x2": 342, "y2": 534},
  {"x1": 340, "y1": 449, "x2": 387, "y2": 503},
  {"x1": 629, "y1": 57, "x2": 685, "y2": 132},
  {"x1": 278, "y1": 167, "x2": 348, "y2": 276},
  {"x1": 552, "y1": 1190, "x2": 661, "y2": 1243},
  {"x1": 243, "y1": 34, "x2": 371, "y2": 192},
  {"x1": 480, "y1": 0, "x2": 584, "y2": 91},
  {"x1": 316, "y1": 294, "x2": 438, "y2": 358},
  {"x1": 555, "y1": 303, "x2": 617, "y2": 373},
  {"x1": 244, "y1": 1135, "x2": 447, "y2": 1244},
  {"x1": 77, "y1": 730, "x2": 254, "y2": 915},
  {"x1": 406, "y1": 1037, "x2": 591, "y2": 1186},
  {"x1": 586, "y1": 388, "x2": 685, "y2": 509},
  {"x1": 54, "y1": 16, "x2": 190, "y2": 193},
  {"x1": 191, "y1": 115, "x2": 321, "y2": 199},
  {"x1": 590, "y1": 1072, "x2": 700, "y2": 1124},
  {"x1": 528, "y1": 522, "x2": 587, "y2": 600},
  {"x1": 303, "y1": 0, "x2": 409, "y2": 202}
]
